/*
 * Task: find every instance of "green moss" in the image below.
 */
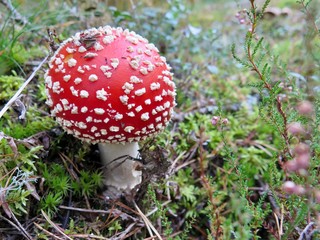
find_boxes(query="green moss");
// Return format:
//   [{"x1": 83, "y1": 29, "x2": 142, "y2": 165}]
[{"x1": 0, "y1": 75, "x2": 24, "y2": 100}]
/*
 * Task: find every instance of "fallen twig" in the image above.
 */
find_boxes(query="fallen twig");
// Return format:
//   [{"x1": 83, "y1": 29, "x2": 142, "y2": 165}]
[
  {"x1": 146, "y1": 200, "x2": 171, "y2": 217},
  {"x1": 273, "y1": 206, "x2": 284, "y2": 239},
  {"x1": 0, "y1": 0, "x2": 29, "y2": 25},
  {"x1": 0, "y1": 212, "x2": 33, "y2": 240},
  {"x1": 68, "y1": 233, "x2": 109, "y2": 239},
  {"x1": 298, "y1": 222, "x2": 315, "y2": 240},
  {"x1": 167, "y1": 150, "x2": 187, "y2": 175},
  {"x1": 0, "y1": 56, "x2": 49, "y2": 119},
  {"x1": 41, "y1": 210, "x2": 72, "y2": 240},
  {"x1": 59, "y1": 205, "x2": 137, "y2": 221},
  {"x1": 34, "y1": 222, "x2": 64, "y2": 240},
  {"x1": 133, "y1": 200, "x2": 162, "y2": 240},
  {"x1": 0, "y1": 132, "x2": 18, "y2": 157},
  {"x1": 112, "y1": 222, "x2": 136, "y2": 240},
  {"x1": 0, "y1": 0, "x2": 49, "y2": 40}
]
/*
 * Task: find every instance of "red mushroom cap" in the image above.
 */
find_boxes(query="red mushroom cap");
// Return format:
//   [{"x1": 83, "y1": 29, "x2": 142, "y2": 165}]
[{"x1": 45, "y1": 26, "x2": 176, "y2": 144}]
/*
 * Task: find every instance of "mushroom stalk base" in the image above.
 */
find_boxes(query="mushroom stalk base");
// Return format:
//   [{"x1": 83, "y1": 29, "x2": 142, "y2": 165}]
[{"x1": 98, "y1": 142, "x2": 142, "y2": 191}]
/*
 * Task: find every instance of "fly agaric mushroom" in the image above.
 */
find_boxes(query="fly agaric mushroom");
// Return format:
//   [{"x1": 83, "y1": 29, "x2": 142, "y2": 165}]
[{"x1": 44, "y1": 26, "x2": 176, "y2": 192}]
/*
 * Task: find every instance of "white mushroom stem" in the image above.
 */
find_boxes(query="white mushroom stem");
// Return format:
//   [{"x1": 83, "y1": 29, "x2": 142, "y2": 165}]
[{"x1": 98, "y1": 142, "x2": 142, "y2": 190}]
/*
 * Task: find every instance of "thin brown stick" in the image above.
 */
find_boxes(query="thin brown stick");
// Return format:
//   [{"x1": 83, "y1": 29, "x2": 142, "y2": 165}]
[
  {"x1": 0, "y1": 213, "x2": 33, "y2": 240},
  {"x1": 34, "y1": 222, "x2": 64, "y2": 240},
  {"x1": 198, "y1": 127, "x2": 221, "y2": 239},
  {"x1": 59, "y1": 205, "x2": 109, "y2": 214},
  {"x1": 112, "y1": 222, "x2": 136, "y2": 240},
  {"x1": 145, "y1": 200, "x2": 172, "y2": 219},
  {"x1": 246, "y1": 0, "x2": 292, "y2": 159},
  {"x1": 133, "y1": 200, "x2": 162, "y2": 240},
  {"x1": 299, "y1": 1, "x2": 319, "y2": 34},
  {"x1": 120, "y1": 225, "x2": 142, "y2": 239},
  {"x1": 59, "y1": 205, "x2": 137, "y2": 221},
  {"x1": 68, "y1": 233, "x2": 109, "y2": 239},
  {"x1": 41, "y1": 210, "x2": 72, "y2": 240}
]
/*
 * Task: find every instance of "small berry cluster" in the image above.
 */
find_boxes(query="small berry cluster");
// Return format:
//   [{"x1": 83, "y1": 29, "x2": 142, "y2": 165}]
[
  {"x1": 211, "y1": 116, "x2": 229, "y2": 126},
  {"x1": 235, "y1": 9, "x2": 253, "y2": 33},
  {"x1": 282, "y1": 101, "x2": 319, "y2": 203},
  {"x1": 235, "y1": 9, "x2": 250, "y2": 25}
]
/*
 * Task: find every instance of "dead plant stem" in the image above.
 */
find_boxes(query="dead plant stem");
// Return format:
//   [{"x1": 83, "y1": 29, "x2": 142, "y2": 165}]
[
  {"x1": 247, "y1": 0, "x2": 292, "y2": 159},
  {"x1": 198, "y1": 126, "x2": 222, "y2": 239},
  {"x1": 0, "y1": 56, "x2": 49, "y2": 119}
]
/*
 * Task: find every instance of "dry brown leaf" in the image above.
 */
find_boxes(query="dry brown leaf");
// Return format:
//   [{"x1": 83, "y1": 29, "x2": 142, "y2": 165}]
[{"x1": 0, "y1": 132, "x2": 18, "y2": 157}]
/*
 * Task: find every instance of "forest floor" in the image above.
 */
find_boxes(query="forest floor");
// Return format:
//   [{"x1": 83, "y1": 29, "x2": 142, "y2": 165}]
[{"x1": 0, "y1": 0, "x2": 320, "y2": 239}]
